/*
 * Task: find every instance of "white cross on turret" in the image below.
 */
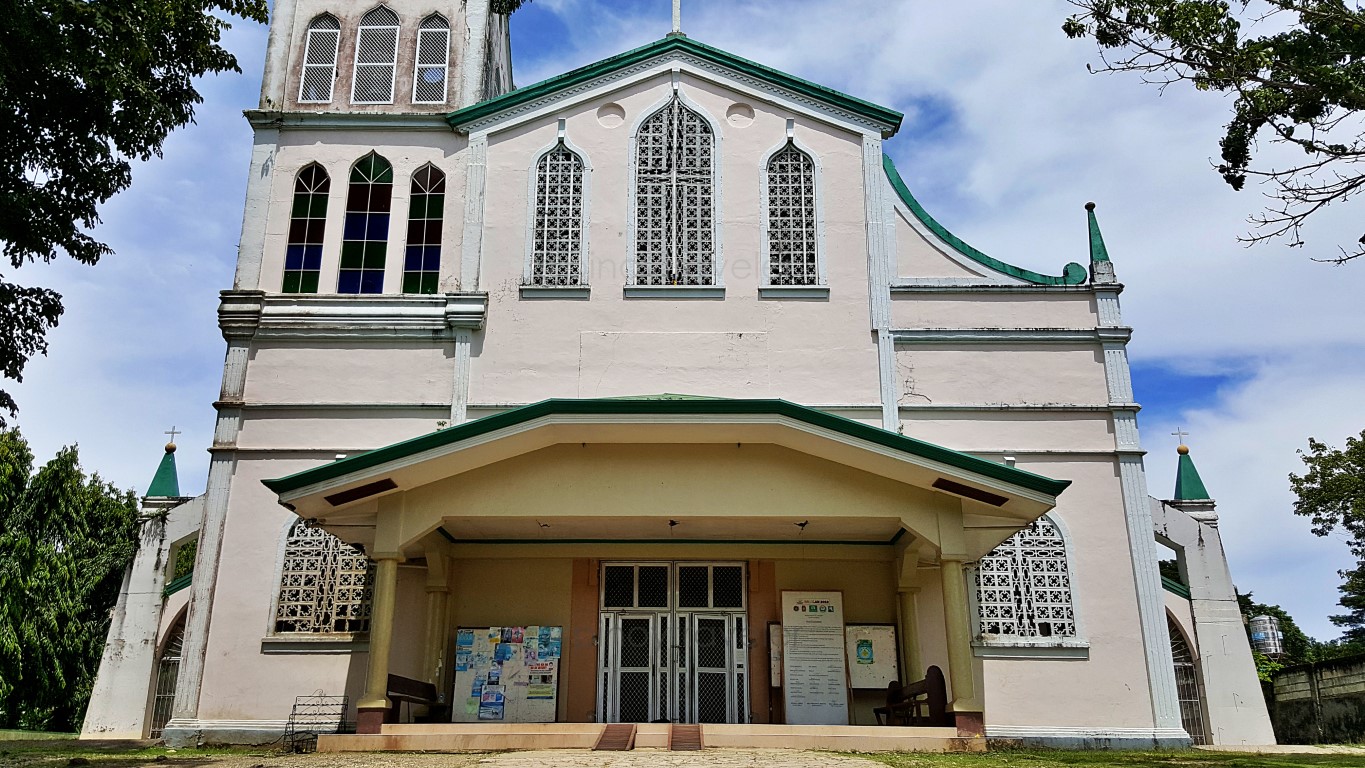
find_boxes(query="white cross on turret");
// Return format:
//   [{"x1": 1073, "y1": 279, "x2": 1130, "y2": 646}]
[
  {"x1": 165, "y1": 426, "x2": 181, "y2": 443},
  {"x1": 1171, "y1": 427, "x2": 1189, "y2": 445}
]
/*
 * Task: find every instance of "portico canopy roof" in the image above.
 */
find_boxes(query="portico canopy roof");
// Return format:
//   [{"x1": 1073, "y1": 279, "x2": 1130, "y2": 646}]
[{"x1": 264, "y1": 399, "x2": 1070, "y2": 551}]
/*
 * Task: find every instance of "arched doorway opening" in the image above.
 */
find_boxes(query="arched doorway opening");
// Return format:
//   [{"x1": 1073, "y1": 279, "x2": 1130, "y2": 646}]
[
  {"x1": 148, "y1": 614, "x2": 185, "y2": 738},
  {"x1": 1168, "y1": 614, "x2": 1207, "y2": 744}
]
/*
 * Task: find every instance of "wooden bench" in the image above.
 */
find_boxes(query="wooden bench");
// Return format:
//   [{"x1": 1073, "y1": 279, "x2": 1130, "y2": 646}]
[
  {"x1": 873, "y1": 665, "x2": 949, "y2": 726},
  {"x1": 387, "y1": 674, "x2": 448, "y2": 723}
]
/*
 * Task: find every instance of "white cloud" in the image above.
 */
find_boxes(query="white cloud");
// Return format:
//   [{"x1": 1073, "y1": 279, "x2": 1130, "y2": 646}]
[{"x1": 8, "y1": 2, "x2": 1364, "y2": 639}]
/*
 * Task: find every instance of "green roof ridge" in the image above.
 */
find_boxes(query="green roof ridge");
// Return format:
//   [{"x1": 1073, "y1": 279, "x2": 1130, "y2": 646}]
[
  {"x1": 448, "y1": 36, "x2": 903, "y2": 133},
  {"x1": 1174, "y1": 449, "x2": 1211, "y2": 501},
  {"x1": 1086, "y1": 202, "x2": 1110, "y2": 263},
  {"x1": 147, "y1": 448, "x2": 181, "y2": 498},
  {"x1": 882, "y1": 154, "x2": 1088, "y2": 286},
  {"x1": 262, "y1": 397, "x2": 1071, "y2": 499},
  {"x1": 1161, "y1": 575, "x2": 1191, "y2": 599}
]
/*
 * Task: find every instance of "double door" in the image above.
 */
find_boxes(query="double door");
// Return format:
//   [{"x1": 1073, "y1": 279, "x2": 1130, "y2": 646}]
[{"x1": 598, "y1": 562, "x2": 748, "y2": 724}]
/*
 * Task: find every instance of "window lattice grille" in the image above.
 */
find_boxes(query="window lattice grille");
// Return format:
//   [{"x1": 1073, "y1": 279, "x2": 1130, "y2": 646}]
[
  {"x1": 634, "y1": 96, "x2": 714, "y2": 286},
  {"x1": 339, "y1": 153, "x2": 393, "y2": 294},
  {"x1": 351, "y1": 7, "x2": 399, "y2": 104},
  {"x1": 530, "y1": 143, "x2": 584, "y2": 286},
  {"x1": 1170, "y1": 618, "x2": 1208, "y2": 744},
  {"x1": 275, "y1": 523, "x2": 374, "y2": 634},
  {"x1": 412, "y1": 15, "x2": 450, "y2": 103},
  {"x1": 766, "y1": 142, "x2": 818, "y2": 285},
  {"x1": 148, "y1": 617, "x2": 184, "y2": 738},
  {"x1": 404, "y1": 164, "x2": 444, "y2": 293},
  {"x1": 973, "y1": 518, "x2": 1076, "y2": 640},
  {"x1": 284, "y1": 164, "x2": 330, "y2": 293},
  {"x1": 299, "y1": 15, "x2": 340, "y2": 103}
]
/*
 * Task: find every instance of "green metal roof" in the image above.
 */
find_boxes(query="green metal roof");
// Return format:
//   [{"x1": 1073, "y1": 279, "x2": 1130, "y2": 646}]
[
  {"x1": 1161, "y1": 575, "x2": 1192, "y2": 600},
  {"x1": 147, "y1": 448, "x2": 181, "y2": 498},
  {"x1": 447, "y1": 36, "x2": 904, "y2": 133},
  {"x1": 262, "y1": 397, "x2": 1071, "y2": 498},
  {"x1": 883, "y1": 154, "x2": 1088, "y2": 286},
  {"x1": 1174, "y1": 450, "x2": 1211, "y2": 501}
]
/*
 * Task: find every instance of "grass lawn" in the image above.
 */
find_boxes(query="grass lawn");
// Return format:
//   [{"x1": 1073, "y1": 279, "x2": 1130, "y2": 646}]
[{"x1": 865, "y1": 748, "x2": 1365, "y2": 768}]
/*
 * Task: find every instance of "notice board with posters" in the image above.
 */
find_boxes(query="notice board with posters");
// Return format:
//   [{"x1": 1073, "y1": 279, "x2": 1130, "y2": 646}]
[
  {"x1": 450, "y1": 626, "x2": 561, "y2": 723},
  {"x1": 781, "y1": 591, "x2": 850, "y2": 725},
  {"x1": 844, "y1": 624, "x2": 899, "y2": 690}
]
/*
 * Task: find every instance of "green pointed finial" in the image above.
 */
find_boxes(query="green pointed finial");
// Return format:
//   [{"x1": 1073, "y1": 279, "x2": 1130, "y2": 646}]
[
  {"x1": 1085, "y1": 202, "x2": 1116, "y2": 284},
  {"x1": 147, "y1": 428, "x2": 182, "y2": 498},
  {"x1": 1173, "y1": 442, "x2": 1211, "y2": 501}
]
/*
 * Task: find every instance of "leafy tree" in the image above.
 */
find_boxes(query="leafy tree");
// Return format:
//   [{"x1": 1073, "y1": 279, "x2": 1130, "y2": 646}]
[
  {"x1": 0, "y1": 0, "x2": 269, "y2": 424},
  {"x1": 1237, "y1": 591, "x2": 1322, "y2": 664},
  {"x1": 1290, "y1": 430, "x2": 1365, "y2": 641},
  {"x1": 1063, "y1": 1, "x2": 1365, "y2": 263},
  {"x1": 0, "y1": 430, "x2": 139, "y2": 731}
]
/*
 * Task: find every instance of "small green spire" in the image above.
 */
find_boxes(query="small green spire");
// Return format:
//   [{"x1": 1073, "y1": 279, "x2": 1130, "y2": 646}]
[
  {"x1": 147, "y1": 441, "x2": 181, "y2": 498},
  {"x1": 1173, "y1": 444, "x2": 1211, "y2": 501},
  {"x1": 1085, "y1": 202, "x2": 1110, "y2": 263}
]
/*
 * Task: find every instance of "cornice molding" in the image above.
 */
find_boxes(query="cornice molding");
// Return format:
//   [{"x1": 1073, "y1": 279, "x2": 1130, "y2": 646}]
[
  {"x1": 891, "y1": 328, "x2": 1132, "y2": 345},
  {"x1": 217, "y1": 291, "x2": 488, "y2": 341},
  {"x1": 244, "y1": 110, "x2": 453, "y2": 131}
]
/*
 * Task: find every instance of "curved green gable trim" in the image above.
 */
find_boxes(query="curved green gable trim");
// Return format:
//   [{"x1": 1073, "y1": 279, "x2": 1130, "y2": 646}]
[
  {"x1": 448, "y1": 36, "x2": 903, "y2": 133},
  {"x1": 883, "y1": 154, "x2": 1087, "y2": 286},
  {"x1": 263, "y1": 397, "x2": 1070, "y2": 498}
]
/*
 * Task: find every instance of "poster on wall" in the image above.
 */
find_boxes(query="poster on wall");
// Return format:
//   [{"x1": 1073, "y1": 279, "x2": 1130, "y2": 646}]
[
  {"x1": 844, "y1": 624, "x2": 899, "y2": 690},
  {"x1": 450, "y1": 625, "x2": 561, "y2": 723},
  {"x1": 781, "y1": 591, "x2": 849, "y2": 725}
]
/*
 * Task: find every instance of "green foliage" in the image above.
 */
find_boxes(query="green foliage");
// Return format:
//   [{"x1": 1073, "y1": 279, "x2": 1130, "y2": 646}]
[
  {"x1": 1252, "y1": 651, "x2": 1283, "y2": 683},
  {"x1": 0, "y1": 430, "x2": 139, "y2": 731},
  {"x1": 491, "y1": 0, "x2": 532, "y2": 14},
  {"x1": 1064, "y1": 1, "x2": 1365, "y2": 263},
  {"x1": 0, "y1": 0, "x2": 269, "y2": 423},
  {"x1": 1290, "y1": 430, "x2": 1365, "y2": 640},
  {"x1": 1237, "y1": 591, "x2": 1322, "y2": 664},
  {"x1": 171, "y1": 538, "x2": 197, "y2": 582},
  {"x1": 1159, "y1": 558, "x2": 1184, "y2": 584}
]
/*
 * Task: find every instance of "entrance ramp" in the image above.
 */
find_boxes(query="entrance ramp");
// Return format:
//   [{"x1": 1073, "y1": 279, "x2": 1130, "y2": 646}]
[
  {"x1": 316, "y1": 723, "x2": 983, "y2": 753},
  {"x1": 593, "y1": 723, "x2": 636, "y2": 751}
]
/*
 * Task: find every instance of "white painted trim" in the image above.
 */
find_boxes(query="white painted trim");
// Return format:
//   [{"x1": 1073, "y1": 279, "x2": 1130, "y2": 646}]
[
  {"x1": 224, "y1": 293, "x2": 487, "y2": 340},
  {"x1": 455, "y1": 52, "x2": 896, "y2": 137},
  {"x1": 519, "y1": 286, "x2": 590, "y2": 299},
  {"x1": 758, "y1": 132, "x2": 826, "y2": 288},
  {"x1": 862, "y1": 135, "x2": 898, "y2": 431},
  {"x1": 245, "y1": 110, "x2": 452, "y2": 131},
  {"x1": 232, "y1": 129, "x2": 279, "y2": 292},
  {"x1": 974, "y1": 645, "x2": 1089, "y2": 660},
  {"x1": 758, "y1": 286, "x2": 829, "y2": 299},
  {"x1": 451, "y1": 328, "x2": 471, "y2": 423},
  {"x1": 460, "y1": 136, "x2": 488, "y2": 291},
  {"x1": 263, "y1": 515, "x2": 299, "y2": 640},
  {"x1": 297, "y1": 16, "x2": 340, "y2": 104},
  {"x1": 458, "y1": 0, "x2": 490, "y2": 107},
  {"x1": 522, "y1": 129, "x2": 592, "y2": 288},
  {"x1": 349, "y1": 7, "x2": 400, "y2": 105},
  {"x1": 410, "y1": 15, "x2": 450, "y2": 105},
  {"x1": 624, "y1": 86, "x2": 724, "y2": 288},
  {"x1": 623, "y1": 286, "x2": 725, "y2": 299},
  {"x1": 892, "y1": 282, "x2": 1108, "y2": 294},
  {"x1": 986, "y1": 725, "x2": 1190, "y2": 743}
]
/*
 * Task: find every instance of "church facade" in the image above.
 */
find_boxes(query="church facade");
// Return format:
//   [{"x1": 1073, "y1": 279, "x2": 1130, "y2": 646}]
[{"x1": 81, "y1": 0, "x2": 1275, "y2": 750}]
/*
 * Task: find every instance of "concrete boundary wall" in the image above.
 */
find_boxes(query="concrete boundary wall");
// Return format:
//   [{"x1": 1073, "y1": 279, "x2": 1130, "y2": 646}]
[{"x1": 1270, "y1": 654, "x2": 1365, "y2": 744}]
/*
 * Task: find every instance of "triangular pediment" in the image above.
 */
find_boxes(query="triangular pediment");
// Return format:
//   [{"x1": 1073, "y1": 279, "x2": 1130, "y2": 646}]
[{"x1": 447, "y1": 36, "x2": 903, "y2": 137}]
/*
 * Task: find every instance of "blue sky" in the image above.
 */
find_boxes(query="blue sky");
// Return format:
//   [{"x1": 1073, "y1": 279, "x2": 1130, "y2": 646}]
[{"x1": 8, "y1": 0, "x2": 1365, "y2": 639}]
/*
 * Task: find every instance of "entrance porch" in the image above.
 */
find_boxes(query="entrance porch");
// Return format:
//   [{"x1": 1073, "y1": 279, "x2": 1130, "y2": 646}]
[{"x1": 262, "y1": 397, "x2": 1070, "y2": 746}]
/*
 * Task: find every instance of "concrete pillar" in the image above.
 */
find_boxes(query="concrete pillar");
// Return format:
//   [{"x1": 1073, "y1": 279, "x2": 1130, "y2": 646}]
[
  {"x1": 357, "y1": 556, "x2": 400, "y2": 734},
  {"x1": 940, "y1": 558, "x2": 983, "y2": 736},
  {"x1": 422, "y1": 554, "x2": 450, "y2": 685},
  {"x1": 897, "y1": 588, "x2": 922, "y2": 682}
]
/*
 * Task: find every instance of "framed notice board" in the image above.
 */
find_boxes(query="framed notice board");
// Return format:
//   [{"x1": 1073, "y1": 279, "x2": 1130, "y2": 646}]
[
  {"x1": 450, "y1": 625, "x2": 561, "y2": 723},
  {"x1": 844, "y1": 624, "x2": 899, "y2": 690}
]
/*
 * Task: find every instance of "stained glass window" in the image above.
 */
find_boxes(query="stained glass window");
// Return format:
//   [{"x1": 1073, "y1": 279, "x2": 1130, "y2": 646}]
[
  {"x1": 766, "y1": 142, "x2": 818, "y2": 285},
  {"x1": 339, "y1": 153, "x2": 392, "y2": 294},
  {"x1": 412, "y1": 15, "x2": 450, "y2": 104},
  {"x1": 299, "y1": 15, "x2": 340, "y2": 103},
  {"x1": 973, "y1": 517, "x2": 1077, "y2": 641},
  {"x1": 274, "y1": 522, "x2": 373, "y2": 634},
  {"x1": 351, "y1": 7, "x2": 399, "y2": 104},
  {"x1": 634, "y1": 96, "x2": 714, "y2": 286},
  {"x1": 284, "y1": 164, "x2": 329, "y2": 294},
  {"x1": 529, "y1": 143, "x2": 584, "y2": 286},
  {"x1": 403, "y1": 164, "x2": 444, "y2": 293}
]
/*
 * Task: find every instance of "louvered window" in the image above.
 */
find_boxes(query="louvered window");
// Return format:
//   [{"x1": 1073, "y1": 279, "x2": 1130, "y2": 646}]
[
  {"x1": 299, "y1": 15, "x2": 340, "y2": 103},
  {"x1": 274, "y1": 522, "x2": 374, "y2": 634},
  {"x1": 404, "y1": 164, "x2": 444, "y2": 293},
  {"x1": 634, "y1": 96, "x2": 715, "y2": 286},
  {"x1": 766, "y1": 142, "x2": 818, "y2": 285},
  {"x1": 529, "y1": 143, "x2": 585, "y2": 286},
  {"x1": 351, "y1": 7, "x2": 399, "y2": 104},
  {"x1": 339, "y1": 153, "x2": 392, "y2": 294},
  {"x1": 284, "y1": 164, "x2": 329, "y2": 293},
  {"x1": 412, "y1": 14, "x2": 450, "y2": 104},
  {"x1": 973, "y1": 517, "x2": 1077, "y2": 641}
]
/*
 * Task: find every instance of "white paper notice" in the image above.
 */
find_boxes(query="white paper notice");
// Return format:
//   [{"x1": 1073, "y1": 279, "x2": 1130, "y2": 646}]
[{"x1": 781, "y1": 591, "x2": 849, "y2": 725}]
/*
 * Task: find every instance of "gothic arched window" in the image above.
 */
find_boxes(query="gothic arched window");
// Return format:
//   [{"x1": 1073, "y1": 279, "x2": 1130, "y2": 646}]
[
  {"x1": 412, "y1": 14, "x2": 450, "y2": 104},
  {"x1": 274, "y1": 521, "x2": 373, "y2": 634},
  {"x1": 529, "y1": 143, "x2": 585, "y2": 286},
  {"x1": 634, "y1": 96, "x2": 715, "y2": 286},
  {"x1": 351, "y1": 7, "x2": 400, "y2": 104},
  {"x1": 339, "y1": 153, "x2": 392, "y2": 294},
  {"x1": 404, "y1": 164, "x2": 444, "y2": 293},
  {"x1": 766, "y1": 142, "x2": 818, "y2": 285},
  {"x1": 1170, "y1": 616, "x2": 1208, "y2": 744},
  {"x1": 284, "y1": 163, "x2": 329, "y2": 294},
  {"x1": 973, "y1": 516, "x2": 1077, "y2": 641},
  {"x1": 299, "y1": 15, "x2": 341, "y2": 103}
]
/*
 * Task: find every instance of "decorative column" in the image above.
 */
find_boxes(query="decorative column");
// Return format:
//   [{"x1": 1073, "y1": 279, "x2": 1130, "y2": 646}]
[
  {"x1": 940, "y1": 559, "x2": 983, "y2": 736},
  {"x1": 357, "y1": 556, "x2": 401, "y2": 734},
  {"x1": 422, "y1": 554, "x2": 450, "y2": 686},
  {"x1": 897, "y1": 588, "x2": 923, "y2": 681}
]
